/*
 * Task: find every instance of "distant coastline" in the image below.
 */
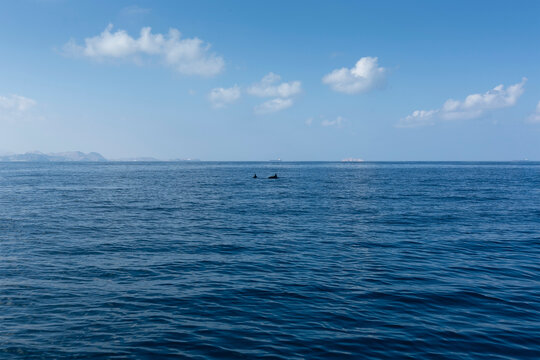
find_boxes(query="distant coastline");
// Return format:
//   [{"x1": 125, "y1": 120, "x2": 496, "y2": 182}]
[
  {"x1": 0, "y1": 151, "x2": 106, "y2": 162},
  {"x1": 0, "y1": 152, "x2": 536, "y2": 163},
  {"x1": 0, "y1": 151, "x2": 204, "y2": 162}
]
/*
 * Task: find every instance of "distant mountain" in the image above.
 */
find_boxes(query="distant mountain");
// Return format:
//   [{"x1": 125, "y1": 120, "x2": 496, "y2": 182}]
[{"x1": 0, "y1": 151, "x2": 107, "y2": 162}]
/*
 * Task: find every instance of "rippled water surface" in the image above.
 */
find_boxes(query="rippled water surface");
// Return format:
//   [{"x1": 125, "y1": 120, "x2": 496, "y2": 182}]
[{"x1": 1, "y1": 162, "x2": 539, "y2": 359}]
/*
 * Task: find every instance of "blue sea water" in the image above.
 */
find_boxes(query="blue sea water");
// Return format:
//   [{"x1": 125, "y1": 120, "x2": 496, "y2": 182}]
[{"x1": 0, "y1": 162, "x2": 539, "y2": 359}]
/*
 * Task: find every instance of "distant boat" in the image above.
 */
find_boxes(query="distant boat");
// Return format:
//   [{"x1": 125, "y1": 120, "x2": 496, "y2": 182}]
[
  {"x1": 268, "y1": 158, "x2": 282, "y2": 162},
  {"x1": 341, "y1": 158, "x2": 364, "y2": 162}
]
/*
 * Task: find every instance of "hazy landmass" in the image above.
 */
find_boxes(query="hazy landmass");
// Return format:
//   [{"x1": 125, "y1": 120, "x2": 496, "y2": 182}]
[
  {"x1": 0, "y1": 152, "x2": 368, "y2": 162},
  {"x1": 0, "y1": 152, "x2": 205, "y2": 162},
  {"x1": 0, "y1": 151, "x2": 107, "y2": 162}
]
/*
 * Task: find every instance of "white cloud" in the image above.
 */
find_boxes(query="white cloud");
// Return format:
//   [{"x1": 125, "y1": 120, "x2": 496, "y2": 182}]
[
  {"x1": 208, "y1": 85, "x2": 241, "y2": 108},
  {"x1": 322, "y1": 56, "x2": 386, "y2": 94},
  {"x1": 247, "y1": 73, "x2": 302, "y2": 98},
  {"x1": 254, "y1": 98, "x2": 293, "y2": 114},
  {"x1": 248, "y1": 73, "x2": 301, "y2": 114},
  {"x1": 398, "y1": 109, "x2": 439, "y2": 128},
  {"x1": 65, "y1": 24, "x2": 224, "y2": 76},
  {"x1": 527, "y1": 101, "x2": 540, "y2": 123},
  {"x1": 305, "y1": 118, "x2": 313, "y2": 126},
  {"x1": 398, "y1": 78, "x2": 527, "y2": 128},
  {"x1": 0, "y1": 94, "x2": 36, "y2": 122},
  {"x1": 321, "y1": 116, "x2": 345, "y2": 127}
]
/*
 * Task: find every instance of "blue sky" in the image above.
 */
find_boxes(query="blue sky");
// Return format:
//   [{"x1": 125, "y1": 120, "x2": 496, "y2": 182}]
[{"x1": 0, "y1": 0, "x2": 539, "y2": 160}]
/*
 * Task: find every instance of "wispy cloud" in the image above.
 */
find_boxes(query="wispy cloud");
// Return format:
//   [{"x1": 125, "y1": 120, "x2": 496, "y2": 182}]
[
  {"x1": 0, "y1": 94, "x2": 36, "y2": 122},
  {"x1": 398, "y1": 78, "x2": 527, "y2": 128},
  {"x1": 254, "y1": 98, "x2": 293, "y2": 114},
  {"x1": 64, "y1": 24, "x2": 224, "y2": 76},
  {"x1": 323, "y1": 56, "x2": 386, "y2": 94},
  {"x1": 527, "y1": 101, "x2": 540, "y2": 123},
  {"x1": 0, "y1": 95, "x2": 36, "y2": 111},
  {"x1": 248, "y1": 73, "x2": 301, "y2": 114},
  {"x1": 208, "y1": 85, "x2": 241, "y2": 108},
  {"x1": 321, "y1": 116, "x2": 345, "y2": 127},
  {"x1": 119, "y1": 5, "x2": 151, "y2": 17}
]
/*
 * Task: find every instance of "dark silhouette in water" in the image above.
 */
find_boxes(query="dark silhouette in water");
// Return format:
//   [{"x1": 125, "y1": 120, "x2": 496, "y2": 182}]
[
  {"x1": 253, "y1": 174, "x2": 257, "y2": 178},
  {"x1": 268, "y1": 173, "x2": 278, "y2": 179}
]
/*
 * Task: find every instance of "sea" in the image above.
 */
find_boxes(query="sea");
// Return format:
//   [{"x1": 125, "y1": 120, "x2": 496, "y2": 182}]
[{"x1": 0, "y1": 162, "x2": 539, "y2": 359}]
